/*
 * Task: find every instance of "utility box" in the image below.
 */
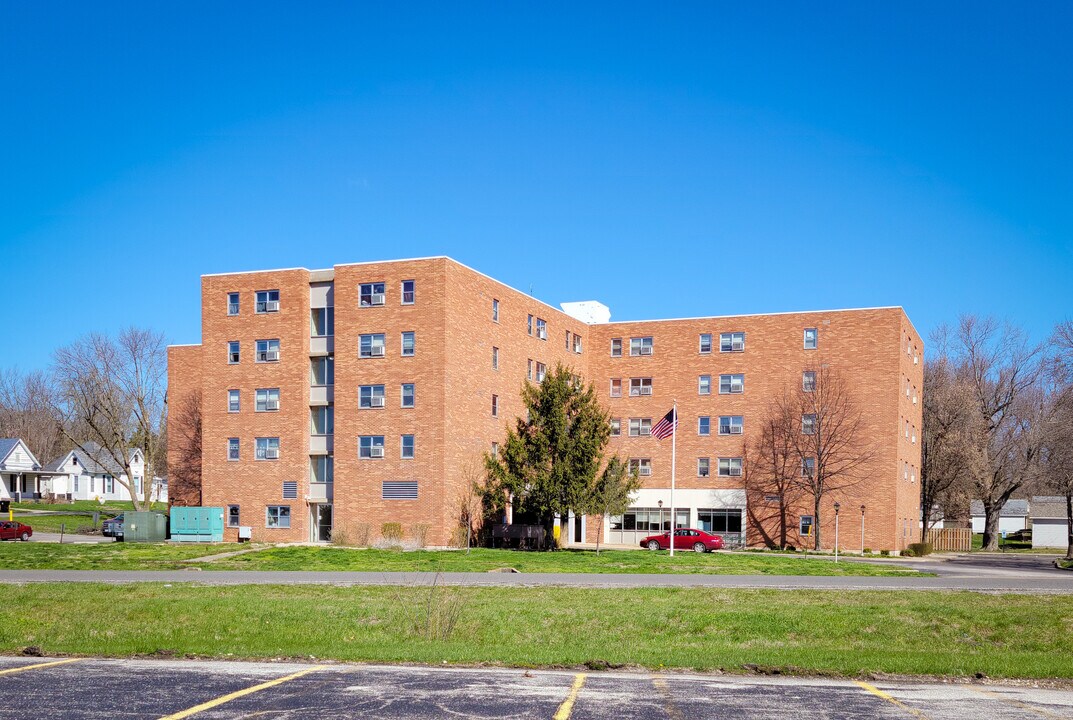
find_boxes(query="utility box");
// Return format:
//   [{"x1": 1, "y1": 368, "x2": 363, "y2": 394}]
[
  {"x1": 125, "y1": 512, "x2": 169, "y2": 543},
  {"x1": 170, "y1": 507, "x2": 225, "y2": 542}
]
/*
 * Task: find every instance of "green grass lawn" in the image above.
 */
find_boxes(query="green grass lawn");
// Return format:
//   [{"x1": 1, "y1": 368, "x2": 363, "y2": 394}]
[
  {"x1": 12, "y1": 514, "x2": 103, "y2": 534},
  {"x1": 10, "y1": 500, "x2": 164, "y2": 514},
  {"x1": 0, "y1": 544, "x2": 924, "y2": 576},
  {"x1": 0, "y1": 583, "x2": 1069, "y2": 679}
]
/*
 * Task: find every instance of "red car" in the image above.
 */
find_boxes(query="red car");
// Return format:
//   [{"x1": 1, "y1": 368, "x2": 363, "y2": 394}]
[
  {"x1": 0, "y1": 521, "x2": 33, "y2": 541},
  {"x1": 640, "y1": 528, "x2": 724, "y2": 552}
]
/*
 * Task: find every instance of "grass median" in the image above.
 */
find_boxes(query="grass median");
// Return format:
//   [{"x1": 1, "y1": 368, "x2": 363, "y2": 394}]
[
  {"x1": 0, "y1": 583, "x2": 1069, "y2": 679},
  {"x1": 0, "y1": 544, "x2": 924, "y2": 576}
]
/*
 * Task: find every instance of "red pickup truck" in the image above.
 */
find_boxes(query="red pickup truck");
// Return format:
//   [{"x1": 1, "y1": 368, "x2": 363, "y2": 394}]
[{"x1": 0, "y1": 522, "x2": 33, "y2": 541}]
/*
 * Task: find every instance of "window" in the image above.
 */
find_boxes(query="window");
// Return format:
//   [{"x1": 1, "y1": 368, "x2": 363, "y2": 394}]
[
  {"x1": 311, "y1": 307, "x2": 334, "y2": 337},
  {"x1": 536, "y1": 318, "x2": 547, "y2": 340},
  {"x1": 629, "y1": 418, "x2": 652, "y2": 436},
  {"x1": 628, "y1": 458, "x2": 652, "y2": 476},
  {"x1": 255, "y1": 289, "x2": 280, "y2": 313},
  {"x1": 630, "y1": 337, "x2": 653, "y2": 356},
  {"x1": 255, "y1": 388, "x2": 280, "y2": 412},
  {"x1": 697, "y1": 457, "x2": 710, "y2": 477},
  {"x1": 401, "y1": 279, "x2": 415, "y2": 304},
  {"x1": 697, "y1": 509, "x2": 743, "y2": 534},
  {"x1": 717, "y1": 457, "x2": 743, "y2": 476},
  {"x1": 383, "y1": 481, "x2": 418, "y2": 500},
  {"x1": 804, "y1": 328, "x2": 818, "y2": 349},
  {"x1": 610, "y1": 338, "x2": 622, "y2": 357},
  {"x1": 255, "y1": 339, "x2": 280, "y2": 363},
  {"x1": 227, "y1": 505, "x2": 240, "y2": 527},
  {"x1": 311, "y1": 357, "x2": 334, "y2": 386},
  {"x1": 720, "y1": 332, "x2": 745, "y2": 352},
  {"x1": 359, "y1": 435, "x2": 385, "y2": 459},
  {"x1": 228, "y1": 341, "x2": 240, "y2": 364},
  {"x1": 719, "y1": 374, "x2": 744, "y2": 394},
  {"x1": 802, "y1": 371, "x2": 816, "y2": 392},
  {"x1": 359, "y1": 333, "x2": 386, "y2": 358},
  {"x1": 227, "y1": 438, "x2": 240, "y2": 461},
  {"x1": 912, "y1": 426, "x2": 917, "y2": 444},
  {"x1": 802, "y1": 414, "x2": 817, "y2": 435},
  {"x1": 699, "y1": 333, "x2": 712, "y2": 354},
  {"x1": 401, "y1": 331, "x2": 415, "y2": 357},
  {"x1": 610, "y1": 378, "x2": 622, "y2": 397},
  {"x1": 614, "y1": 507, "x2": 687, "y2": 533},
  {"x1": 266, "y1": 505, "x2": 291, "y2": 528},
  {"x1": 255, "y1": 437, "x2": 280, "y2": 460},
  {"x1": 566, "y1": 331, "x2": 572, "y2": 350},
  {"x1": 360, "y1": 282, "x2": 386, "y2": 307},
  {"x1": 311, "y1": 456, "x2": 333, "y2": 484},
  {"x1": 698, "y1": 375, "x2": 711, "y2": 395},
  {"x1": 227, "y1": 292, "x2": 240, "y2": 316},
  {"x1": 401, "y1": 434, "x2": 415, "y2": 459},
  {"x1": 491, "y1": 442, "x2": 499, "y2": 458},
  {"x1": 105, "y1": 476, "x2": 114, "y2": 493},
  {"x1": 401, "y1": 383, "x2": 415, "y2": 408},
  {"x1": 799, "y1": 515, "x2": 814, "y2": 536},
  {"x1": 359, "y1": 384, "x2": 386, "y2": 409},
  {"x1": 801, "y1": 457, "x2": 815, "y2": 477},
  {"x1": 905, "y1": 419, "x2": 910, "y2": 439},
  {"x1": 527, "y1": 314, "x2": 533, "y2": 335},
  {"x1": 629, "y1": 377, "x2": 653, "y2": 396},
  {"x1": 311, "y1": 406, "x2": 334, "y2": 435},
  {"x1": 698, "y1": 416, "x2": 711, "y2": 436},
  {"x1": 492, "y1": 298, "x2": 499, "y2": 322},
  {"x1": 535, "y1": 362, "x2": 546, "y2": 382},
  {"x1": 492, "y1": 347, "x2": 499, "y2": 370},
  {"x1": 228, "y1": 390, "x2": 240, "y2": 413},
  {"x1": 491, "y1": 394, "x2": 499, "y2": 417},
  {"x1": 718, "y1": 416, "x2": 743, "y2": 435},
  {"x1": 282, "y1": 481, "x2": 298, "y2": 500},
  {"x1": 610, "y1": 418, "x2": 621, "y2": 437},
  {"x1": 574, "y1": 335, "x2": 582, "y2": 353}
]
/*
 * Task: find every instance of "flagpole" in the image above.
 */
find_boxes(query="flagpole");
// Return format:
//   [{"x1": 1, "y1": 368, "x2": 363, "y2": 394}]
[{"x1": 670, "y1": 399, "x2": 676, "y2": 558}]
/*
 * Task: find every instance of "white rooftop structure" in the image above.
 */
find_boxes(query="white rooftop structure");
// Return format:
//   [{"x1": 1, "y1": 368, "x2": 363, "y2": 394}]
[{"x1": 560, "y1": 301, "x2": 611, "y2": 325}]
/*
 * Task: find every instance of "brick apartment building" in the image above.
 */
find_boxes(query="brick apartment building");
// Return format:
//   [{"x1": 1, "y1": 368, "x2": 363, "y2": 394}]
[{"x1": 168, "y1": 256, "x2": 923, "y2": 551}]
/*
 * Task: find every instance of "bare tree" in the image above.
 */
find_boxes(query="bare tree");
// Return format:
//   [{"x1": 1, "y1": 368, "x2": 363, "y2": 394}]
[
  {"x1": 51, "y1": 328, "x2": 168, "y2": 512},
  {"x1": 168, "y1": 387, "x2": 202, "y2": 507},
  {"x1": 0, "y1": 368, "x2": 68, "y2": 465},
  {"x1": 919, "y1": 329, "x2": 976, "y2": 541},
  {"x1": 583, "y1": 455, "x2": 642, "y2": 555},
  {"x1": 953, "y1": 316, "x2": 1044, "y2": 551},
  {"x1": 783, "y1": 363, "x2": 875, "y2": 550},
  {"x1": 1041, "y1": 394, "x2": 1073, "y2": 559},
  {"x1": 742, "y1": 395, "x2": 807, "y2": 549},
  {"x1": 456, "y1": 458, "x2": 490, "y2": 554}
]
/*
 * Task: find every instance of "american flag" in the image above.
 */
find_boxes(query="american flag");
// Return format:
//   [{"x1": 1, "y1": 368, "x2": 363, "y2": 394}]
[{"x1": 651, "y1": 407, "x2": 677, "y2": 440}]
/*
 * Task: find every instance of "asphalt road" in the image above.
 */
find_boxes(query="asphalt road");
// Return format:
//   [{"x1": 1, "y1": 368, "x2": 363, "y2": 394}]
[{"x1": 3, "y1": 656, "x2": 1071, "y2": 719}]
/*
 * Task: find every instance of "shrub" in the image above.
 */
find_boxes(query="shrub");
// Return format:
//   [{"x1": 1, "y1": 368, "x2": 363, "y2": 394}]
[
  {"x1": 330, "y1": 528, "x2": 350, "y2": 546},
  {"x1": 863, "y1": 547, "x2": 872, "y2": 554},
  {"x1": 907, "y1": 542, "x2": 933, "y2": 556},
  {"x1": 450, "y1": 526, "x2": 470, "y2": 549},
  {"x1": 879, "y1": 549, "x2": 890, "y2": 556},
  {"x1": 410, "y1": 524, "x2": 430, "y2": 548},
  {"x1": 381, "y1": 522, "x2": 403, "y2": 542},
  {"x1": 352, "y1": 523, "x2": 371, "y2": 547},
  {"x1": 901, "y1": 547, "x2": 916, "y2": 557}
]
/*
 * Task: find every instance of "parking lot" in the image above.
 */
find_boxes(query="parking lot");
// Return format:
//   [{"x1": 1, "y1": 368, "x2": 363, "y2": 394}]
[{"x1": 3, "y1": 656, "x2": 1072, "y2": 719}]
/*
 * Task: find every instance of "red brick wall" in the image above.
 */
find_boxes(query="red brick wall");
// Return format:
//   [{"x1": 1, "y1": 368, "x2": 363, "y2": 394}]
[{"x1": 166, "y1": 344, "x2": 203, "y2": 507}]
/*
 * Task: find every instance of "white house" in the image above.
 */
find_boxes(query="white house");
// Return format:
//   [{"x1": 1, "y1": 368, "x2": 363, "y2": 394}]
[
  {"x1": 969, "y1": 499, "x2": 1029, "y2": 535},
  {"x1": 41, "y1": 442, "x2": 167, "y2": 504},
  {"x1": 1030, "y1": 496, "x2": 1069, "y2": 549},
  {"x1": 0, "y1": 438, "x2": 49, "y2": 500}
]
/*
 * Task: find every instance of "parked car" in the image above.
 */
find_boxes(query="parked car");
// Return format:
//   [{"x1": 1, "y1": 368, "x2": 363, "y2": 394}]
[
  {"x1": 0, "y1": 521, "x2": 33, "y2": 541},
  {"x1": 641, "y1": 528, "x2": 725, "y2": 552},
  {"x1": 102, "y1": 514, "x2": 124, "y2": 540}
]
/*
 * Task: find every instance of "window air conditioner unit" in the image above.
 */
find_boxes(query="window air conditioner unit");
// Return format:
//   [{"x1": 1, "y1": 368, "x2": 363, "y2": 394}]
[
  {"x1": 370, "y1": 346, "x2": 385, "y2": 357},
  {"x1": 641, "y1": 347, "x2": 652, "y2": 355},
  {"x1": 266, "y1": 400, "x2": 279, "y2": 411},
  {"x1": 265, "y1": 448, "x2": 279, "y2": 459},
  {"x1": 370, "y1": 446, "x2": 384, "y2": 458},
  {"x1": 639, "y1": 467, "x2": 651, "y2": 476},
  {"x1": 371, "y1": 396, "x2": 385, "y2": 407},
  {"x1": 640, "y1": 386, "x2": 652, "y2": 395},
  {"x1": 730, "y1": 468, "x2": 742, "y2": 476},
  {"x1": 266, "y1": 300, "x2": 279, "y2": 312},
  {"x1": 372, "y1": 293, "x2": 385, "y2": 305}
]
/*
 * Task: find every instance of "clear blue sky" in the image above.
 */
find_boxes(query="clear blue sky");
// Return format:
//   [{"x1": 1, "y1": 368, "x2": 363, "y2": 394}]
[{"x1": 2, "y1": 2, "x2": 1071, "y2": 372}]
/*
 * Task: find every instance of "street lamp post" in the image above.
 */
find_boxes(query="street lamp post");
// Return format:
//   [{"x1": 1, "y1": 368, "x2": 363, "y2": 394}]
[
  {"x1": 860, "y1": 504, "x2": 866, "y2": 554},
  {"x1": 833, "y1": 502, "x2": 841, "y2": 562}
]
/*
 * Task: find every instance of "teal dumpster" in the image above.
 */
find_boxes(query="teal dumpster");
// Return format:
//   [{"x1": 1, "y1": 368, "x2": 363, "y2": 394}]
[{"x1": 169, "y1": 507, "x2": 225, "y2": 542}]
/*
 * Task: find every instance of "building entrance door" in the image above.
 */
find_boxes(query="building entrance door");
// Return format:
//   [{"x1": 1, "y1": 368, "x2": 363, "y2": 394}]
[{"x1": 312, "y1": 504, "x2": 332, "y2": 542}]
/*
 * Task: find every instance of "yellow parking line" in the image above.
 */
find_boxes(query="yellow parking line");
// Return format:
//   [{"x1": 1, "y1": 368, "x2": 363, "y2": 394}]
[
  {"x1": 552, "y1": 673, "x2": 586, "y2": 720},
  {"x1": 969, "y1": 687, "x2": 1064, "y2": 719},
  {"x1": 652, "y1": 676, "x2": 685, "y2": 720},
  {"x1": 158, "y1": 665, "x2": 327, "y2": 720},
  {"x1": 854, "y1": 680, "x2": 929, "y2": 718},
  {"x1": 0, "y1": 658, "x2": 81, "y2": 676}
]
